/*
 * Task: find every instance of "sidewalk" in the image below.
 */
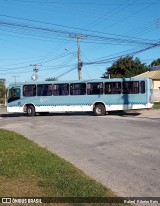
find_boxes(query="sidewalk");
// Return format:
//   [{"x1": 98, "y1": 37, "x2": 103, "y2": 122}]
[{"x1": 136, "y1": 109, "x2": 160, "y2": 119}]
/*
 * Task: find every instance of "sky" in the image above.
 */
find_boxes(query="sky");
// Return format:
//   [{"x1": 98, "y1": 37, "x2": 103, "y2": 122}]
[{"x1": 0, "y1": 0, "x2": 160, "y2": 84}]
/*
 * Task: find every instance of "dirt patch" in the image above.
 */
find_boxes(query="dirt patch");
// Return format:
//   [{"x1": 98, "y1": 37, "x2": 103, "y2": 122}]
[
  {"x1": 0, "y1": 177, "x2": 69, "y2": 206},
  {"x1": 0, "y1": 177, "x2": 44, "y2": 197}
]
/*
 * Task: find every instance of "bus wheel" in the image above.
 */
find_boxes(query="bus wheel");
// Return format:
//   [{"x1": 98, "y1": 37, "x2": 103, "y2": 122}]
[
  {"x1": 27, "y1": 105, "x2": 35, "y2": 116},
  {"x1": 94, "y1": 104, "x2": 106, "y2": 116}
]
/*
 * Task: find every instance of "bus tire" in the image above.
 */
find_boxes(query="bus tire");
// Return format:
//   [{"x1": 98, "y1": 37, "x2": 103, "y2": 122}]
[
  {"x1": 94, "y1": 104, "x2": 106, "y2": 116},
  {"x1": 27, "y1": 105, "x2": 35, "y2": 116}
]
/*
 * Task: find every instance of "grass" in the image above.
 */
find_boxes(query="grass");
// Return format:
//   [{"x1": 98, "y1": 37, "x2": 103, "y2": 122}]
[
  {"x1": 0, "y1": 129, "x2": 128, "y2": 206},
  {"x1": 153, "y1": 102, "x2": 160, "y2": 109}
]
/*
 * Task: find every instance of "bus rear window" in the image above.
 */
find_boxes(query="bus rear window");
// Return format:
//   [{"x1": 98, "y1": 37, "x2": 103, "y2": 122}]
[{"x1": 23, "y1": 85, "x2": 36, "y2": 97}]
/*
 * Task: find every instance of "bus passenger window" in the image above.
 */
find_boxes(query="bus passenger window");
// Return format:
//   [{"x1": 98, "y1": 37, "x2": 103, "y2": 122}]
[
  {"x1": 140, "y1": 81, "x2": 145, "y2": 93},
  {"x1": 87, "y1": 83, "x2": 103, "y2": 95},
  {"x1": 132, "y1": 81, "x2": 139, "y2": 94},
  {"x1": 122, "y1": 81, "x2": 139, "y2": 94},
  {"x1": 122, "y1": 82, "x2": 130, "y2": 94},
  {"x1": 53, "y1": 84, "x2": 69, "y2": 96},
  {"x1": 23, "y1": 85, "x2": 36, "y2": 97},
  {"x1": 37, "y1": 84, "x2": 52, "y2": 96},
  {"x1": 70, "y1": 83, "x2": 86, "y2": 95},
  {"x1": 105, "y1": 82, "x2": 121, "y2": 94}
]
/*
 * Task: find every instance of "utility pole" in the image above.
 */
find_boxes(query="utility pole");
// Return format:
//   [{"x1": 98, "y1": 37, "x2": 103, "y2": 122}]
[
  {"x1": 156, "y1": 18, "x2": 160, "y2": 29},
  {"x1": 13, "y1": 76, "x2": 19, "y2": 84},
  {"x1": 30, "y1": 64, "x2": 41, "y2": 80},
  {"x1": 70, "y1": 35, "x2": 86, "y2": 80}
]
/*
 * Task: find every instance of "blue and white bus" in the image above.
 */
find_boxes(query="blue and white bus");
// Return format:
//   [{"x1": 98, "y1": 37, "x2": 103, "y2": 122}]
[{"x1": 7, "y1": 78, "x2": 153, "y2": 116}]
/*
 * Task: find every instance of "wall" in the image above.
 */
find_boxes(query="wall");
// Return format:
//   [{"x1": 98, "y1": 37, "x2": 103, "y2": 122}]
[
  {"x1": 153, "y1": 80, "x2": 160, "y2": 89},
  {"x1": 153, "y1": 89, "x2": 160, "y2": 102}
]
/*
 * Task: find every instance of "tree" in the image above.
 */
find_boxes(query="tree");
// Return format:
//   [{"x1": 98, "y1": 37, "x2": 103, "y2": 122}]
[
  {"x1": 150, "y1": 58, "x2": 160, "y2": 67},
  {"x1": 0, "y1": 78, "x2": 6, "y2": 84},
  {"x1": 102, "y1": 56, "x2": 148, "y2": 78},
  {"x1": 0, "y1": 78, "x2": 6, "y2": 104},
  {"x1": 45, "y1": 77, "x2": 58, "y2": 81}
]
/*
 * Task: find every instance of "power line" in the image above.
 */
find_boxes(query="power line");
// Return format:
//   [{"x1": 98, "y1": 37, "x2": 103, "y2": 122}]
[
  {"x1": 0, "y1": 6, "x2": 159, "y2": 80},
  {"x1": 101, "y1": 0, "x2": 158, "y2": 31},
  {"x1": 3, "y1": 0, "x2": 160, "y2": 5},
  {"x1": 0, "y1": 14, "x2": 156, "y2": 42},
  {"x1": 56, "y1": 66, "x2": 77, "y2": 79},
  {"x1": 84, "y1": 41, "x2": 160, "y2": 65},
  {"x1": 83, "y1": 0, "x2": 135, "y2": 29},
  {"x1": 0, "y1": 19, "x2": 158, "y2": 47},
  {"x1": 2, "y1": 0, "x2": 160, "y2": 5}
]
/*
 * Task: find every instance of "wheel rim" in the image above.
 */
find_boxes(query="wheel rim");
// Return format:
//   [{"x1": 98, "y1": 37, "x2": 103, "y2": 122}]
[
  {"x1": 28, "y1": 108, "x2": 31, "y2": 114},
  {"x1": 96, "y1": 107, "x2": 102, "y2": 114}
]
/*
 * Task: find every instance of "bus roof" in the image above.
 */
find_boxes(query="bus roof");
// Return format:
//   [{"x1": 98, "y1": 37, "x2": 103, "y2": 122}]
[{"x1": 8, "y1": 77, "x2": 151, "y2": 87}]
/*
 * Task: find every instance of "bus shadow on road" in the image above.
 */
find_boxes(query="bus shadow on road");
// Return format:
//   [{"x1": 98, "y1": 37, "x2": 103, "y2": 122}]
[
  {"x1": 0, "y1": 111, "x2": 141, "y2": 118},
  {"x1": 0, "y1": 112, "x2": 93, "y2": 118},
  {"x1": 49, "y1": 111, "x2": 141, "y2": 117},
  {"x1": 45, "y1": 112, "x2": 93, "y2": 116},
  {"x1": 109, "y1": 110, "x2": 141, "y2": 117},
  {"x1": 1, "y1": 113, "x2": 27, "y2": 118}
]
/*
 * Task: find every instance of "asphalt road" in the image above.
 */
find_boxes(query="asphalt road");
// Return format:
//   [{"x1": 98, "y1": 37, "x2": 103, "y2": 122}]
[{"x1": 0, "y1": 108, "x2": 160, "y2": 197}]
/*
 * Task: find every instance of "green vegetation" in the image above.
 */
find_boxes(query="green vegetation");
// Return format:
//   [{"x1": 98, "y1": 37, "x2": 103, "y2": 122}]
[
  {"x1": 153, "y1": 102, "x2": 160, "y2": 109},
  {"x1": 0, "y1": 98, "x2": 5, "y2": 104},
  {"x1": 102, "y1": 56, "x2": 148, "y2": 78},
  {"x1": 150, "y1": 58, "x2": 160, "y2": 67},
  {"x1": 45, "y1": 77, "x2": 58, "y2": 81},
  {"x1": 102, "y1": 56, "x2": 160, "y2": 79},
  {"x1": 0, "y1": 78, "x2": 6, "y2": 104},
  {"x1": 0, "y1": 129, "x2": 128, "y2": 206}
]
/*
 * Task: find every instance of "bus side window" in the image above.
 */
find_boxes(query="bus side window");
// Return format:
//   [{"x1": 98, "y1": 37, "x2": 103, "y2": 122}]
[
  {"x1": 37, "y1": 84, "x2": 52, "y2": 96},
  {"x1": 132, "y1": 81, "x2": 139, "y2": 94},
  {"x1": 87, "y1": 83, "x2": 103, "y2": 95},
  {"x1": 105, "y1": 82, "x2": 121, "y2": 94},
  {"x1": 122, "y1": 81, "x2": 139, "y2": 94},
  {"x1": 23, "y1": 85, "x2": 36, "y2": 97},
  {"x1": 122, "y1": 82, "x2": 130, "y2": 94},
  {"x1": 53, "y1": 84, "x2": 69, "y2": 96},
  {"x1": 70, "y1": 83, "x2": 86, "y2": 95},
  {"x1": 140, "y1": 81, "x2": 145, "y2": 93}
]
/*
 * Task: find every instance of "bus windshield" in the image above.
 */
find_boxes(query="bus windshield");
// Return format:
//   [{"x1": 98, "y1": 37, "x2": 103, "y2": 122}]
[{"x1": 8, "y1": 87, "x2": 21, "y2": 103}]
